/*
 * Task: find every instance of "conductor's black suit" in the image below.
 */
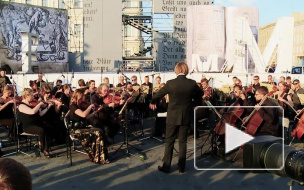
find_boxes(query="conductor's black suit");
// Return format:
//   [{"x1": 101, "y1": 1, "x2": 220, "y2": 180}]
[{"x1": 151, "y1": 75, "x2": 203, "y2": 172}]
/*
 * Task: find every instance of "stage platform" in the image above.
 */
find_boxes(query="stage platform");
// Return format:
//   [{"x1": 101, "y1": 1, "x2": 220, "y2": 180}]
[{"x1": 0, "y1": 118, "x2": 303, "y2": 190}]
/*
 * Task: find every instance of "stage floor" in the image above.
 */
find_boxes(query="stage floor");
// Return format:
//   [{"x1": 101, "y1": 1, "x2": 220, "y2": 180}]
[{"x1": 0, "y1": 118, "x2": 303, "y2": 190}]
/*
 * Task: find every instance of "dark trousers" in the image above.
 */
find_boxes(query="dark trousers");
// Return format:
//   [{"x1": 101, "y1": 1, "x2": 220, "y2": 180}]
[
  {"x1": 162, "y1": 124, "x2": 189, "y2": 170},
  {"x1": 23, "y1": 125, "x2": 48, "y2": 151}
]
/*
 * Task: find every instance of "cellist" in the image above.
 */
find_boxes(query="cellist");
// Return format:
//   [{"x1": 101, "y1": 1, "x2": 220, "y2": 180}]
[{"x1": 244, "y1": 86, "x2": 280, "y2": 137}]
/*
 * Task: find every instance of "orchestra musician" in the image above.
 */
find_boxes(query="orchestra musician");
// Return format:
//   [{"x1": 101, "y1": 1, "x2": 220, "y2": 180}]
[
  {"x1": 250, "y1": 86, "x2": 280, "y2": 136},
  {"x1": 29, "y1": 80, "x2": 40, "y2": 100},
  {"x1": 289, "y1": 79, "x2": 304, "y2": 110},
  {"x1": 51, "y1": 79, "x2": 63, "y2": 98},
  {"x1": 0, "y1": 86, "x2": 15, "y2": 141},
  {"x1": 103, "y1": 77, "x2": 113, "y2": 88},
  {"x1": 121, "y1": 82, "x2": 136, "y2": 99},
  {"x1": 285, "y1": 76, "x2": 292, "y2": 93},
  {"x1": 232, "y1": 76, "x2": 238, "y2": 86},
  {"x1": 201, "y1": 79, "x2": 212, "y2": 101},
  {"x1": 40, "y1": 86, "x2": 66, "y2": 144},
  {"x1": 116, "y1": 76, "x2": 125, "y2": 88},
  {"x1": 0, "y1": 68, "x2": 12, "y2": 86},
  {"x1": 279, "y1": 76, "x2": 285, "y2": 83},
  {"x1": 91, "y1": 84, "x2": 124, "y2": 141},
  {"x1": 35, "y1": 72, "x2": 45, "y2": 88},
  {"x1": 154, "y1": 83, "x2": 167, "y2": 138},
  {"x1": 141, "y1": 76, "x2": 153, "y2": 117},
  {"x1": 267, "y1": 75, "x2": 277, "y2": 86},
  {"x1": 131, "y1": 75, "x2": 140, "y2": 86},
  {"x1": 274, "y1": 81, "x2": 294, "y2": 120},
  {"x1": 252, "y1": 75, "x2": 261, "y2": 90},
  {"x1": 60, "y1": 84, "x2": 71, "y2": 116},
  {"x1": 18, "y1": 88, "x2": 51, "y2": 157},
  {"x1": 69, "y1": 89, "x2": 109, "y2": 164},
  {"x1": 86, "y1": 80, "x2": 96, "y2": 102},
  {"x1": 150, "y1": 62, "x2": 203, "y2": 173},
  {"x1": 155, "y1": 76, "x2": 161, "y2": 85}
]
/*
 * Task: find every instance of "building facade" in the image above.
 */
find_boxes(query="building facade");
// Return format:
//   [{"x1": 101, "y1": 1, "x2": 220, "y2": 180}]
[{"x1": 259, "y1": 11, "x2": 304, "y2": 67}]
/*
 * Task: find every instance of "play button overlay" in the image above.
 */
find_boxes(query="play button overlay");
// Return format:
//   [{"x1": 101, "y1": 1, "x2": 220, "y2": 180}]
[{"x1": 225, "y1": 123, "x2": 254, "y2": 154}]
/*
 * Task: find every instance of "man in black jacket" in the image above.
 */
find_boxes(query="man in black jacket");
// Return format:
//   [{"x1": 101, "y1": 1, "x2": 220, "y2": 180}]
[{"x1": 150, "y1": 62, "x2": 203, "y2": 173}]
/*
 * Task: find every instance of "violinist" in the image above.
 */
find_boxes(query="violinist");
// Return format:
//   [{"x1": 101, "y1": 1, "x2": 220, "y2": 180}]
[
  {"x1": 250, "y1": 86, "x2": 280, "y2": 136},
  {"x1": 60, "y1": 84, "x2": 71, "y2": 114},
  {"x1": 40, "y1": 86, "x2": 66, "y2": 144},
  {"x1": 69, "y1": 89, "x2": 109, "y2": 164},
  {"x1": 78, "y1": 79, "x2": 91, "y2": 97},
  {"x1": 201, "y1": 79, "x2": 212, "y2": 101},
  {"x1": 286, "y1": 76, "x2": 292, "y2": 92},
  {"x1": 290, "y1": 79, "x2": 304, "y2": 110},
  {"x1": 51, "y1": 80, "x2": 63, "y2": 98},
  {"x1": 29, "y1": 80, "x2": 40, "y2": 100},
  {"x1": 0, "y1": 86, "x2": 15, "y2": 141},
  {"x1": 131, "y1": 75, "x2": 140, "y2": 86},
  {"x1": 18, "y1": 88, "x2": 51, "y2": 157},
  {"x1": 275, "y1": 81, "x2": 293, "y2": 119},
  {"x1": 91, "y1": 84, "x2": 123, "y2": 141}
]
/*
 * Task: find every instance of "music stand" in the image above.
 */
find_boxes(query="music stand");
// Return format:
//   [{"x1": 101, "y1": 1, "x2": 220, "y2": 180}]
[
  {"x1": 198, "y1": 101, "x2": 225, "y2": 160},
  {"x1": 113, "y1": 95, "x2": 144, "y2": 160}
]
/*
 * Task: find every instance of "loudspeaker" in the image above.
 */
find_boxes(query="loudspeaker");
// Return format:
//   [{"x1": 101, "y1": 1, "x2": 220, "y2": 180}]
[{"x1": 243, "y1": 135, "x2": 282, "y2": 169}]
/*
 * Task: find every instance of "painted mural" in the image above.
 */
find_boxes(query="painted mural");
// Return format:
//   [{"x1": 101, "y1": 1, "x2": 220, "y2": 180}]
[{"x1": 0, "y1": 2, "x2": 68, "y2": 65}]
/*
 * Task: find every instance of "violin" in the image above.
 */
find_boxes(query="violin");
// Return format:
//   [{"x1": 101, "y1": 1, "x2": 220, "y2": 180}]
[
  {"x1": 29, "y1": 100, "x2": 49, "y2": 109},
  {"x1": 292, "y1": 109, "x2": 304, "y2": 139},
  {"x1": 79, "y1": 100, "x2": 101, "y2": 111},
  {"x1": 103, "y1": 93, "x2": 122, "y2": 105}
]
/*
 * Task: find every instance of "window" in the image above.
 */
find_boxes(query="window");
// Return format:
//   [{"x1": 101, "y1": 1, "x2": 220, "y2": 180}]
[
  {"x1": 74, "y1": 0, "x2": 82, "y2": 8},
  {"x1": 58, "y1": 0, "x2": 65, "y2": 9},
  {"x1": 26, "y1": 0, "x2": 32, "y2": 4},
  {"x1": 125, "y1": 25, "x2": 132, "y2": 36},
  {"x1": 74, "y1": 24, "x2": 81, "y2": 36},
  {"x1": 42, "y1": 0, "x2": 48, "y2": 7}
]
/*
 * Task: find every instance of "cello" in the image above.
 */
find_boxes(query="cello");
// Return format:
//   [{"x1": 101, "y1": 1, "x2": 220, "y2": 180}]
[
  {"x1": 241, "y1": 93, "x2": 269, "y2": 136},
  {"x1": 292, "y1": 108, "x2": 304, "y2": 139},
  {"x1": 214, "y1": 98, "x2": 244, "y2": 135}
]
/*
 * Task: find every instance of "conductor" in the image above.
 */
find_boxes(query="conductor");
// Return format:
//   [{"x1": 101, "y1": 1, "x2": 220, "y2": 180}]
[{"x1": 150, "y1": 62, "x2": 203, "y2": 173}]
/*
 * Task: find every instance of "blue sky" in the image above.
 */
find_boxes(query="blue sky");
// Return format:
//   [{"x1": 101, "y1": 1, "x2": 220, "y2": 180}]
[{"x1": 214, "y1": 0, "x2": 304, "y2": 26}]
